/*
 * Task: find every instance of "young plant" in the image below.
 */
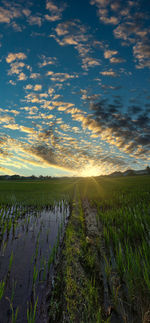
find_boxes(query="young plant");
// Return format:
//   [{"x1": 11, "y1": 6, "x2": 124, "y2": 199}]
[
  {"x1": 11, "y1": 279, "x2": 17, "y2": 303},
  {"x1": 0, "y1": 280, "x2": 5, "y2": 300},
  {"x1": 6, "y1": 297, "x2": 19, "y2": 323},
  {"x1": 32, "y1": 265, "x2": 38, "y2": 286},
  {"x1": 27, "y1": 296, "x2": 38, "y2": 323},
  {"x1": 8, "y1": 251, "x2": 14, "y2": 272},
  {"x1": 104, "y1": 255, "x2": 112, "y2": 279},
  {"x1": 10, "y1": 304, "x2": 19, "y2": 323},
  {"x1": 48, "y1": 253, "x2": 53, "y2": 271}
]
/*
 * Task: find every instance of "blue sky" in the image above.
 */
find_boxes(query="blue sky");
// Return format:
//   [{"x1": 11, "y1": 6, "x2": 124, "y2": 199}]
[{"x1": 0, "y1": 0, "x2": 150, "y2": 177}]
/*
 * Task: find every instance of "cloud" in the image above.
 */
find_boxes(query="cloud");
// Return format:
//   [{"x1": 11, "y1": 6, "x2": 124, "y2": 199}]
[
  {"x1": 40, "y1": 113, "x2": 54, "y2": 119},
  {"x1": 45, "y1": 14, "x2": 60, "y2": 22},
  {"x1": 0, "y1": 7, "x2": 11, "y2": 23},
  {"x1": 55, "y1": 21, "x2": 80, "y2": 36},
  {"x1": 0, "y1": 4, "x2": 22, "y2": 24},
  {"x1": 90, "y1": 0, "x2": 110, "y2": 8},
  {"x1": 0, "y1": 166, "x2": 15, "y2": 175},
  {"x1": 22, "y1": 9, "x2": 31, "y2": 17},
  {"x1": 0, "y1": 119, "x2": 146, "y2": 176},
  {"x1": 104, "y1": 49, "x2": 118, "y2": 58},
  {"x1": 90, "y1": 0, "x2": 150, "y2": 69},
  {"x1": 26, "y1": 142, "x2": 74, "y2": 172},
  {"x1": 100, "y1": 69, "x2": 117, "y2": 76},
  {"x1": 128, "y1": 105, "x2": 142, "y2": 115},
  {"x1": 46, "y1": 71, "x2": 78, "y2": 82},
  {"x1": 6, "y1": 52, "x2": 27, "y2": 63},
  {"x1": 99, "y1": 13, "x2": 119, "y2": 25},
  {"x1": 30, "y1": 73, "x2": 40, "y2": 79},
  {"x1": 34, "y1": 84, "x2": 42, "y2": 91},
  {"x1": 45, "y1": 1, "x2": 66, "y2": 22},
  {"x1": 51, "y1": 101, "x2": 74, "y2": 112},
  {"x1": 133, "y1": 41, "x2": 150, "y2": 69},
  {"x1": 3, "y1": 124, "x2": 20, "y2": 130},
  {"x1": 65, "y1": 107, "x2": 83, "y2": 115},
  {"x1": 90, "y1": 1, "x2": 119, "y2": 24},
  {"x1": 110, "y1": 57, "x2": 125, "y2": 63},
  {"x1": 7, "y1": 62, "x2": 25, "y2": 75},
  {"x1": 48, "y1": 88, "x2": 55, "y2": 96},
  {"x1": 81, "y1": 93, "x2": 101, "y2": 101},
  {"x1": 6, "y1": 53, "x2": 28, "y2": 81},
  {"x1": 0, "y1": 115, "x2": 15, "y2": 124},
  {"x1": 24, "y1": 84, "x2": 33, "y2": 90},
  {"x1": 20, "y1": 106, "x2": 38, "y2": 115},
  {"x1": 52, "y1": 19, "x2": 100, "y2": 70},
  {"x1": 28, "y1": 16, "x2": 42, "y2": 27},
  {"x1": 81, "y1": 57, "x2": 100, "y2": 70},
  {"x1": 71, "y1": 99, "x2": 150, "y2": 158},
  {"x1": 38, "y1": 55, "x2": 57, "y2": 67},
  {"x1": 103, "y1": 49, "x2": 125, "y2": 63},
  {"x1": 19, "y1": 126, "x2": 36, "y2": 134},
  {"x1": 101, "y1": 84, "x2": 122, "y2": 90},
  {"x1": 18, "y1": 72, "x2": 27, "y2": 81},
  {"x1": 3, "y1": 123, "x2": 36, "y2": 134}
]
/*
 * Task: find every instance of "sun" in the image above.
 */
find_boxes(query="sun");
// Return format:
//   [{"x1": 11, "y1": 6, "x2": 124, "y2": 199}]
[{"x1": 79, "y1": 163, "x2": 102, "y2": 177}]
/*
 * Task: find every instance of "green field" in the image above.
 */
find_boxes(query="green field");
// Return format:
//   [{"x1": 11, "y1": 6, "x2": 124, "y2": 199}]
[
  {"x1": 0, "y1": 175, "x2": 150, "y2": 322},
  {"x1": 0, "y1": 178, "x2": 75, "y2": 206}
]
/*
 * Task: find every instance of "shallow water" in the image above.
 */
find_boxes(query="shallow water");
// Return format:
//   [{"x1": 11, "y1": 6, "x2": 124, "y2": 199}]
[{"x1": 0, "y1": 201, "x2": 69, "y2": 322}]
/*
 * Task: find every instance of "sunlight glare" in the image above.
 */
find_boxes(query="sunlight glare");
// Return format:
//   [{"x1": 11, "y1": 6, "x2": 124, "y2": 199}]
[{"x1": 79, "y1": 163, "x2": 102, "y2": 177}]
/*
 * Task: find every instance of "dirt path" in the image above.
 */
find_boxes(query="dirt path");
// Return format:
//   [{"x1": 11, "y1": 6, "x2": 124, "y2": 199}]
[{"x1": 47, "y1": 192, "x2": 106, "y2": 322}]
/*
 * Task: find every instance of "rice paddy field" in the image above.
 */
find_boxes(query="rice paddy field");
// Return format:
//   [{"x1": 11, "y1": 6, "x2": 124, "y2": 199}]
[{"x1": 0, "y1": 175, "x2": 150, "y2": 322}]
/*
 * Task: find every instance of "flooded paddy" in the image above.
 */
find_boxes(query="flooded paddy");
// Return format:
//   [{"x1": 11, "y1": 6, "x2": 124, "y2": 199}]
[{"x1": 0, "y1": 200, "x2": 70, "y2": 322}]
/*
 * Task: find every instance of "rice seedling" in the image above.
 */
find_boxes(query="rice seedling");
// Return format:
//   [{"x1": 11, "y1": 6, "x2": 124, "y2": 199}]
[
  {"x1": 0, "y1": 280, "x2": 5, "y2": 300},
  {"x1": 104, "y1": 255, "x2": 112, "y2": 279},
  {"x1": 42, "y1": 260, "x2": 47, "y2": 281},
  {"x1": 8, "y1": 251, "x2": 13, "y2": 272},
  {"x1": 48, "y1": 253, "x2": 53, "y2": 271},
  {"x1": 11, "y1": 279, "x2": 17, "y2": 303},
  {"x1": 32, "y1": 265, "x2": 38, "y2": 286},
  {"x1": 27, "y1": 296, "x2": 38, "y2": 323},
  {"x1": 6, "y1": 297, "x2": 19, "y2": 323},
  {"x1": 10, "y1": 304, "x2": 19, "y2": 323},
  {"x1": 34, "y1": 239, "x2": 39, "y2": 263},
  {"x1": 1, "y1": 240, "x2": 7, "y2": 256}
]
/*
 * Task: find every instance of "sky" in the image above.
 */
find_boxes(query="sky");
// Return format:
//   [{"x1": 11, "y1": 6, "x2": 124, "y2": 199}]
[{"x1": 0, "y1": 0, "x2": 150, "y2": 177}]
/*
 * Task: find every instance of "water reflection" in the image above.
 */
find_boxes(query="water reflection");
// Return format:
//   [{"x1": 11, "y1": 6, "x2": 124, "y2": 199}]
[{"x1": 0, "y1": 200, "x2": 70, "y2": 322}]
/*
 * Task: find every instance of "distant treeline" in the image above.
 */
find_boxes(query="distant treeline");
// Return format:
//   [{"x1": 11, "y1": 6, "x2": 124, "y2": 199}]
[
  {"x1": 0, "y1": 175, "x2": 54, "y2": 180},
  {"x1": 0, "y1": 167, "x2": 150, "y2": 180},
  {"x1": 108, "y1": 166, "x2": 150, "y2": 177}
]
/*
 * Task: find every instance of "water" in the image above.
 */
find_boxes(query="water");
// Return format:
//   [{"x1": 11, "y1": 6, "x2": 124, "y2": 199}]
[{"x1": 0, "y1": 200, "x2": 70, "y2": 322}]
